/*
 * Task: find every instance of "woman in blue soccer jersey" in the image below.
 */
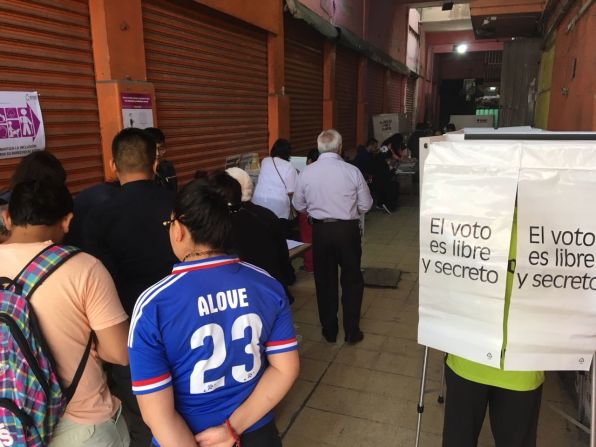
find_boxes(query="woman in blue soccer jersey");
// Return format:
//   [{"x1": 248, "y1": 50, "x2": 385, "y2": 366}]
[{"x1": 127, "y1": 180, "x2": 299, "y2": 447}]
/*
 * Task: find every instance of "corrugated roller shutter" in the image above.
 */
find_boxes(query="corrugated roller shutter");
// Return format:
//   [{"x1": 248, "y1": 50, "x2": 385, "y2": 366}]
[
  {"x1": 284, "y1": 17, "x2": 324, "y2": 155},
  {"x1": 0, "y1": 0, "x2": 102, "y2": 193},
  {"x1": 388, "y1": 72, "x2": 405, "y2": 114},
  {"x1": 143, "y1": 0, "x2": 268, "y2": 183},
  {"x1": 335, "y1": 45, "x2": 359, "y2": 152},
  {"x1": 406, "y1": 77, "x2": 416, "y2": 116},
  {"x1": 366, "y1": 62, "x2": 385, "y2": 118}
]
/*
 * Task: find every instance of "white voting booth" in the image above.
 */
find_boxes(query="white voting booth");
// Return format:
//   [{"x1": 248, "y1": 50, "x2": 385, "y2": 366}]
[{"x1": 416, "y1": 129, "x2": 596, "y2": 446}]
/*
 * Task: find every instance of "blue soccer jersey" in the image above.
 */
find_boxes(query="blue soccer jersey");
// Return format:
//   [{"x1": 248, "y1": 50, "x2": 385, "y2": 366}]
[{"x1": 128, "y1": 255, "x2": 297, "y2": 444}]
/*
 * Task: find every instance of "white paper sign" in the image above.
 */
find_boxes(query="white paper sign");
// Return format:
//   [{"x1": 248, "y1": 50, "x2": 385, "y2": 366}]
[
  {"x1": 121, "y1": 93, "x2": 154, "y2": 129},
  {"x1": 418, "y1": 141, "x2": 520, "y2": 367},
  {"x1": 506, "y1": 141, "x2": 596, "y2": 371},
  {"x1": 0, "y1": 91, "x2": 45, "y2": 159}
]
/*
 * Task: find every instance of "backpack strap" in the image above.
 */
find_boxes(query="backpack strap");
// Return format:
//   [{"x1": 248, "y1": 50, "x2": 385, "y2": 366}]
[
  {"x1": 13, "y1": 244, "x2": 81, "y2": 299},
  {"x1": 13, "y1": 244, "x2": 91, "y2": 401},
  {"x1": 63, "y1": 335, "x2": 93, "y2": 402}
]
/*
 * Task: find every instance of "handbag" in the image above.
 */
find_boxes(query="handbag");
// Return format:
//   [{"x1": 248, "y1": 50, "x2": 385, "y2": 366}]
[{"x1": 272, "y1": 158, "x2": 297, "y2": 220}]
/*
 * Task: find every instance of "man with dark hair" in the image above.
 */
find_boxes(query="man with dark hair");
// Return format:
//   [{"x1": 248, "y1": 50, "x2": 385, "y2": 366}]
[
  {"x1": 9, "y1": 150, "x2": 67, "y2": 189},
  {"x1": 0, "y1": 150, "x2": 68, "y2": 243},
  {"x1": 82, "y1": 127, "x2": 177, "y2": 447},
  {"x1": 144, "y1": 127, "x2": 177, "y2": 191},
  {"x1": 0, "y1": 180, "x2": 129, "y2": 446}
]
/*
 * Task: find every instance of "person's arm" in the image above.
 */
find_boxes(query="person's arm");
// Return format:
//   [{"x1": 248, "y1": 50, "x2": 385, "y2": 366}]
[
  {"x1": 356, "y1": 170, "x2": 374, "y2": 214},
  {"x1": 195, "y1": 350, "x2": 299, "y2": 447},
  {"x1": 291, "y1": 175, "x2": 307, "y2": 213},
  {"x1": 128, "y1": 295, "x2": 195, "y2": 445},
  {"x1": 95, "y1": 320, "x2": 129, "y2": 365},
  {"x1": 83, "y1": 259, "x2": 129, "y2": 365},
  {"x1": 137, "y1": 388, "x2": 197, "y2": 447}
]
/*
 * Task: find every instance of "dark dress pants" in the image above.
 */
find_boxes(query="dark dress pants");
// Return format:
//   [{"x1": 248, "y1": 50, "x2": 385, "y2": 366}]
[
  {"x1": 241, "y1": 420, "x2": 282, "y2": 447},
  {"x1": 442, "y1": 365, "x2": 542, "y2": 447},
  {"x1": 312, "y1": 220, "x2": 364, "y2": 337}
]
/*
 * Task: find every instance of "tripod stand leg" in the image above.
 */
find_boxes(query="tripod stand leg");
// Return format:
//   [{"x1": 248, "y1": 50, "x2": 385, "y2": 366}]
[
  {"x1": 415, "y1": 346, "x2": 430, "y2": 447},
  {"x1": 438, "y1": 354, "x2": 446, "y2": 404}
]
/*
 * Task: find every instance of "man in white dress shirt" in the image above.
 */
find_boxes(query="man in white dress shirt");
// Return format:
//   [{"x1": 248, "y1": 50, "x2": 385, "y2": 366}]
[{"x1": 293, "y1": 129, "x2": 373, "y2": 344}]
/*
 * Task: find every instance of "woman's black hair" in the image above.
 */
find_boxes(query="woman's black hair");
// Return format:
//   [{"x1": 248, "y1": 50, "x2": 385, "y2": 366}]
[
  {"x1": 9, "y1": 180, "x2": 73, "y2": 227},
  {"x1": 307, "y1": 148, "x2": 320, "y2": 163},
  {"x1": 208, "y1": 171, "x2": 242, "y2": 207},
  {"x1": 10, "y1": 151, "x2": 66, "y2": 189},
  {"x1": 173, "y1": 179, "x2": 231, "y2": 250},
  {"x1": 270, "y1": 138, "x2": 292, "y2": 161}
]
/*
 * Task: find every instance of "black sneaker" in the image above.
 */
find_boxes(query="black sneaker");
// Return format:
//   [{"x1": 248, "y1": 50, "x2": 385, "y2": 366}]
[
  {"x1": 344, "y1": 330, "x2": 364, "y2": 345},
  {"x1": 322, "y1": 329, "x2": 337, "y2": 344}
]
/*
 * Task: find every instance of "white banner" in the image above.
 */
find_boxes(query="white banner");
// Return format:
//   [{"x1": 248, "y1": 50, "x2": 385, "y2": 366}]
[
  {"x1": 0, "y1": 92, "x2": 45, "y2": 159},
  {"x1": 506, "y1": 141, "x2": 596, "y2": 371},
  {"x1": 418, "y1": 141, "x2": 520, "y2": 367}
]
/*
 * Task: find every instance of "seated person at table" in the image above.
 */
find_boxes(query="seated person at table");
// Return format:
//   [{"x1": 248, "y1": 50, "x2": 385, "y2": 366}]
[{"x1": 128, "y1": 179, "x2": 299, "y2": 447}]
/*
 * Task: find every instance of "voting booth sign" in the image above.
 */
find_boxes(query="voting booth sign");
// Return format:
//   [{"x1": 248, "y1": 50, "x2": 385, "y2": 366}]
[
  {"x1": 418, "y1": 134, "x2": 596, "y2": 371},
  {"x1": 419, "y1": 141, "x2": 519, "y2": 368},
  {"x1": 506, "y1": 141, "x2": 596, "y2": 371}
]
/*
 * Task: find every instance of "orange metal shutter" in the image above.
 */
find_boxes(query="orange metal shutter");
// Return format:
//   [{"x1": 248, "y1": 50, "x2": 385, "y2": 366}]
[
  {"x1": 366, "y1": 62, "x2": 384, "y2": 118},
  {"x1": 284, "y1": 17, "x2": 324, "y2": 155},
  {"x1": 0, "y1": 0, "x2": 102, "y2": 193},
  {"x1": 335, "y1": 45, "x2": 359, "y2": 153},
  {"x1": 366, "y1": 61, "x2": 385, "y2": 138},
  {"x1": 406, "y1": 77, "x2": 416, "y2": 116},
  {"x1": 142, "y1": 0, "x2": 269, "y2": 184},
  {"x1": 388, "y1": 72, "x2": 406, "y2": 114}
]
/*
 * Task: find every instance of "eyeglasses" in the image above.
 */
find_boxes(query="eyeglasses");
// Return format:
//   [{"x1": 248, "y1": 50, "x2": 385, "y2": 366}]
[{"x1": 162, "y1": 217, "x2": 176, "y2": 229}]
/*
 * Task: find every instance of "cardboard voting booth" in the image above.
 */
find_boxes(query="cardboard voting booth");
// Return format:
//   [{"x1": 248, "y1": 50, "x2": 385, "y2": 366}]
[
  {"x1": 414, "y1": 130, "x2": 596, "y2": 447},
  {"x1": 419, "y1": 132, "x2": 596, "y2": 371},
  {"x1": 372, "y1": 113, "x2": 412, "y2": 143}
]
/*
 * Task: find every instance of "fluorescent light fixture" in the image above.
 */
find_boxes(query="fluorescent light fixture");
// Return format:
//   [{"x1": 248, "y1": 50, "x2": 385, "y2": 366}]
[
  {"x1": 442, "y1": 1, "x2": 454, "y2": 11},
  {"x1": 489, "y1": 86, "x2": 497, "y2": 91},
  {"x1": 455, "y1": 43, "x2": 468, "y2": 54}
]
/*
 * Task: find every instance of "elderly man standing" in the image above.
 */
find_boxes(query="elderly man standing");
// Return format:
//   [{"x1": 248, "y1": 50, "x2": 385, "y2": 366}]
[{"x1": 293, "y1": 129, "x2": 373, "y2": 344}]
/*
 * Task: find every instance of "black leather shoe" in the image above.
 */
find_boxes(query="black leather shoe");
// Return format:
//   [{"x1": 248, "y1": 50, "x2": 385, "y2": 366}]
[
  {"x1": 344, "y1": 331, "x2": 364, "y2": 345},
  {"x1": 322, "y1": 329, "x2": 337, "y2": 343}
]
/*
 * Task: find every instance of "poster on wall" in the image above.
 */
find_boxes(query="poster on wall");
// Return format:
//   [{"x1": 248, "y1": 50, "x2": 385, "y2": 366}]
[
  {"x1": 505, "y1": 141, "x2": 596, "y2": 371},
  {"x1": 0, "y1": 91, "x2": 45, "y2": 159},
  {"x1": 418, "y1": 141, "x2": 520, "y2": 368},
  {"x1": 121, "y1": 93, "x2": 154, "y2": 129}
]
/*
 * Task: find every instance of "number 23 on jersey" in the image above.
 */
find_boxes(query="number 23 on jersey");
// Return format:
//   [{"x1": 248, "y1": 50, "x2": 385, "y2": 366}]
[{"x1": 190, "y1": 313, "x2": 263, "y2": 394}]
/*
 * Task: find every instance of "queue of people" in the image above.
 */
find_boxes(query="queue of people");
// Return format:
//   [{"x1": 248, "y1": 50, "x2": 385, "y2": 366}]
[{"x1": 0, "y1": 124, "x2": 545, "y2": 447}]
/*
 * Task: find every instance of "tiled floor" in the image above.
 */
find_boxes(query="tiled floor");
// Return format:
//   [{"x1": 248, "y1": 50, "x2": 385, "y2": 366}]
[{"x1": 275, "y1": 191, "x2": 589, "y2": 447}]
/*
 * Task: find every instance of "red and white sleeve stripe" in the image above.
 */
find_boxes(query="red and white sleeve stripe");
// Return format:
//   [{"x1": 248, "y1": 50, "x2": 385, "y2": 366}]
[
  {"x1": 265, "y1": 338, "x2": 298, "y2": 353},
  {"x1": 132, "y1": 372, "x2": 172, "y2": 393}
]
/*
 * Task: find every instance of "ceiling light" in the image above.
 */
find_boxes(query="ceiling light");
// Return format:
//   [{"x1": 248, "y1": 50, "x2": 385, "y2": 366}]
[
  {"x1": 442, "y1": 1, "x2": 454, "y2": 11},
  {"x1": 455, "y1": 43, "x2": 468, "y2": 54},
  {"x1": 489, "y1": 86, "x2": 497, "y2": 91}
]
